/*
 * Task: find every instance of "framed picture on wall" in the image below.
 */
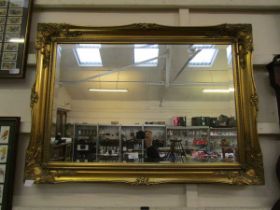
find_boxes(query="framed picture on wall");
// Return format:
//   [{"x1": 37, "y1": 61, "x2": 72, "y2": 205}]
[
  {"x1": 0, "y1": 117, "x2": 20, "y2": 210},
  {"x1": 0, "y1": 0, "x2": 33, "y2": 79}
]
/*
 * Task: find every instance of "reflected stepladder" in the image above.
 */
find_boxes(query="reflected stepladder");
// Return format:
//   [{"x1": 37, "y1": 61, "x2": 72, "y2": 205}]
[
  {"x1": 51, "y1": 43, "x2": 238, "y2": 164},
  {"x1": 26, "y1": 23, "x2": 264, "y2": 184}
]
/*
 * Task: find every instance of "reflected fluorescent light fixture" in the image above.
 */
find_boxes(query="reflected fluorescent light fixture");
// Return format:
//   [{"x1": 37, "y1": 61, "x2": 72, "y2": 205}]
[
  {"x1": 192, "y1": 44, "x2": 214, "y2": 49},
  {"x1": 9, "y1": 38, "x2": 24, "y2": 43},
  {"x1": 89, "y1": 88, "x2": 128, "y2": 93},
  {"x1": 203, "y1": 88, "x2": 234, "y2": 93}
]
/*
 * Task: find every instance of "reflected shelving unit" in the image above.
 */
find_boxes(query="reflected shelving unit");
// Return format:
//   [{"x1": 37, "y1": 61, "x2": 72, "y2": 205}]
[
  {"x1": 165, "y1": 126, "x2": 209, "y2": 162},
  {"x1": 73, "y1": 124, "x2": 97, "y2": 162},
  {"x1": 97, "y1": 125, "x2": 121, "y2": 162},
  {"x1": 209, "y1": 127, "x2": 237, "y2": 161},
  {"x1": 71, "y1": 123, "x2": 237, "y2": 163},
  {"x1": 121, "y1": 125, "x2": 144, "y2": 163}
]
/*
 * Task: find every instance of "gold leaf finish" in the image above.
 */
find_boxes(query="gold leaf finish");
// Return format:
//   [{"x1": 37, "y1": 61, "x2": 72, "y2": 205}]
[
  {"x1": 25, "y1": 23, "x2": 264, "y2": 185},
  {"x1": 133, "y1": 177, "x2": 150, "y2": 185},
  {"x1": 250, "y1": 94, "x2": 259, "y2": 110},
  {"x1": 30, "y1": 83, "x2": 39, "y2": 108}
]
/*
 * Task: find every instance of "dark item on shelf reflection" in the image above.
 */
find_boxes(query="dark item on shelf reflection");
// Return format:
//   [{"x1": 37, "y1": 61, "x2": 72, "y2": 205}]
[
  {"x1": 77, "y1": 144, "x2": 89, "y2": 151},
  {"x1": 210, "y1": 117, "x2": 218, "y2": 127},
  {"x1": 144, "y1": 121, "x2": 165, "y2": 125},
  {"x1": 191, "y1": 117, "x2": 211, "y2": 126},
  {"x1": 136, "y1": 130, "x2": 145, "y2": 139},
  {"x1": 227, "y1": 117, "x2": 237, "y2": 127},
  {"x1": 216, "y1": 115, "x2": 236, "y2": 127},
  {"x1": 152, "y1": 139, "x2": 164, "y2": 147},
  {"x1": 192, "y1": 115, "x2": 236, "y2": 128},
  {"x1": 54, "y1": 133, "x2": 65, "y2": 145},
  {"x1": 100, "y1": 133, "x2": 119, "y2": 141},
  {"x1": 193, "y1": 138, "x2": 208, "y2": 146},
  {"x1": 220, "y1": 138, "x2": 234, "y2": 160},
  {"x1": 217, "y1": 115, "x2": 229, "y2": 127}
]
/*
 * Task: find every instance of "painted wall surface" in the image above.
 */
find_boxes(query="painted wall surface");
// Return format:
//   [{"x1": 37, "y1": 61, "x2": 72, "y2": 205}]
[
  {"x1": 67, "y1": 100, "x2": 235, "y2": 125},
  {"x1": 0, "y1": 7, "x2": 279, "y2": 210}
]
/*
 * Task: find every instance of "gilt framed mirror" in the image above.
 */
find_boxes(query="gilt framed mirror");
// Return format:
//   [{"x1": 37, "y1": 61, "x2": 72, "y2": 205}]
[{"x1": 25, "y1": 23, "x2": 264, "y2": 185}]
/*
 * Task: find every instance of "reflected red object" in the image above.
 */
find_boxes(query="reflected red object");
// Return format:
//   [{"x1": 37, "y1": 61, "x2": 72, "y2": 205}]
[
  {"x1": 192, "y1": 151, "x2": 220, "y2": 160},
  {"x1": 192, "y1": 150, "x2": 208, "y2": 160},
  {"x1": 193, "y1": 139, "x2": 208, "y2": 145}
]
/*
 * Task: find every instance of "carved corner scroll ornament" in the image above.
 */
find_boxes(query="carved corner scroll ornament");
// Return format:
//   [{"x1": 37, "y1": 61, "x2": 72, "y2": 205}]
[
  {"x1": 25, "y1": 145, "x2": 42, "y2": 180},
  {"x1": 236, "y1": 26, "x2": 253, "y2": 69},
  {"x1": 231, "y1": 169, "x2": 264, "y2": 185},
  {"x1": 36, "y1": 24, "x2": 71, "y2": 48},
  {"x1": 36, "y1": 24, "x2": 84, "y2": 69}
]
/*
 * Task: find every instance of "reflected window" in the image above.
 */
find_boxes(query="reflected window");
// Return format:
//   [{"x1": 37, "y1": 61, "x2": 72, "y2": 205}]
[
  {"x1": 74, "y1": 44, "x2": 102, "y2": 66},
  {"x1": 188, "y1": 48, "x2": 218, "y2": 67},
  {"x1": 134, "y1": 44, "x2": 159, "y2": 67},
  {"x1": 227, "y1": 45, "x2": 232, "y2": 65}
]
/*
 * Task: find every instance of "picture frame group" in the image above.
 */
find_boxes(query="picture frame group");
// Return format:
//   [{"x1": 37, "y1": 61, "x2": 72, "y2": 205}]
[
  {"x1": 0, "y1": 0, "x2": 33, "y2": 79},
  {"x1": 0, "y1": 117, "x2": 20, "y2": 210}
]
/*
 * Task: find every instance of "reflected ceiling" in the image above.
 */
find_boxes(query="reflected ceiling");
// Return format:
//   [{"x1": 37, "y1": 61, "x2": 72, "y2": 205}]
[{"x1": 57, "y1": 44, "x2": 234, "y2": 101}]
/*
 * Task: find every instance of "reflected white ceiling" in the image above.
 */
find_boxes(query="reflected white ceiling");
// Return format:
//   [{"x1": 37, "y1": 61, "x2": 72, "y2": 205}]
[{"x1": 57, "y1": 44, "x2": 235, "y2": 101}]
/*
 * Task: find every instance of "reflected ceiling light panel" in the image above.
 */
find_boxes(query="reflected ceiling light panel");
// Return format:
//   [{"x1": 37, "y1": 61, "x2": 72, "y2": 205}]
[
  {"x1": 88, "y1": 88, "x2": 128, "y2": 93},
  {"x1": 9, "y1": 38, "x2": 24, "y2": 43},
  {"x1": 203, "y1": 88, "x2": 234, "y2": 93},
  {"x1": 75, "y1": 44, "x2": 102, "y2": 67},
  {"x1": 134, "y1": 44, "x2": 159, "y2": 67},
  {"x1": 192, "y1": 44, "x2": 214, "y2": 49},
  {"x1": 189, "y1": 48, "x2": 218, "y2": 67}
]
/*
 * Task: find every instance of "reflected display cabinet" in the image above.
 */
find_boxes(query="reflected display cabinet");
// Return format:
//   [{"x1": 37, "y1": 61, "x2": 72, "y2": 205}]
[
  {"x1": 56, "y1": 123, "x2": 239, "y2": 165},
  {"x1": 121, "y1": 125, "x2": 144, "y2": 163},
  {"x1": 73, "y1": 124, "x2": 97, "y2": 162}
]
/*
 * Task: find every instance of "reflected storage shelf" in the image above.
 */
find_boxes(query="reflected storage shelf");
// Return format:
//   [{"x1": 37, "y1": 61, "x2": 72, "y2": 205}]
[
  {"x1": 72, "y1": 123, "x2": 238, "y2": 163},
  {"x1": 165, "y1": 126, "x2": 237, "y2": 162},
  {"x1": 208, "y1": 127, "x2": 238, "y2": 161},
  {"x1": 73, "y1": 124, "x2": 97, "y2": 162},
  {"x1": 121, "y1": 125, "x2": 144, "y2": 162},
  {"x1": 166, "y1": 126, "x2": 209, "y2": 161},
  {"x1": 98, "y1": 125, "x2": 121, "y2": 162}
]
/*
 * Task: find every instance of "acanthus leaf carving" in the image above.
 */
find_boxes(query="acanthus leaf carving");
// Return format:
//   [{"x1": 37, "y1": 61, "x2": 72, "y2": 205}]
[
  {"x1": 30, "y1": 83, "x2": 39, "y2": 108},
  {"x1": 132, "y1": 176, "x2": 151, "y2": 185},
  {"x1": 230, "y1": 168, "x2": 263, "y2": 185},
  {"x1": 250, "y1": 93, "x2": 259, "y2": 111}
]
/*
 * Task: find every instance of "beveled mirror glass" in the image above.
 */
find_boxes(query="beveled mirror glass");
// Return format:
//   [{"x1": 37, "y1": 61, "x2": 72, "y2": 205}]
[{"x1": 25, "y1": 23, "x2": 264, "y2": 184}]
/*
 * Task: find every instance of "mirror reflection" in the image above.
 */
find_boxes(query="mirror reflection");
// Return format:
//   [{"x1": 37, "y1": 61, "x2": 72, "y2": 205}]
[{"x1": 50, "y1": 43, "x2": 237, "y2": 164}]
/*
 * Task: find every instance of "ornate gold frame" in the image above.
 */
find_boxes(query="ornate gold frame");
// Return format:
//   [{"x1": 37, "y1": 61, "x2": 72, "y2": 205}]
[{"x1": 25, "y1": 23, "x2": 264, "y2": 185}]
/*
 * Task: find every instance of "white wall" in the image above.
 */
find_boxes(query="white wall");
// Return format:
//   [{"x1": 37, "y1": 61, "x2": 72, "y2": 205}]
[
  {"x1": 68, "y1": 100, "x2": 235, "y2": 125},
  {"x1": 0, "y1": 5, "x2": 279, "y2": 210}
]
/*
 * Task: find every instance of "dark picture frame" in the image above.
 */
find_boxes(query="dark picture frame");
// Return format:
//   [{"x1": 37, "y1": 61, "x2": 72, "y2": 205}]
[
  {"x1": 0, "y1": 117, "x2": 20, "y2": 210},
  {"x1": 0, "y1": 0, "x2": 33, "y2": 79}
]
